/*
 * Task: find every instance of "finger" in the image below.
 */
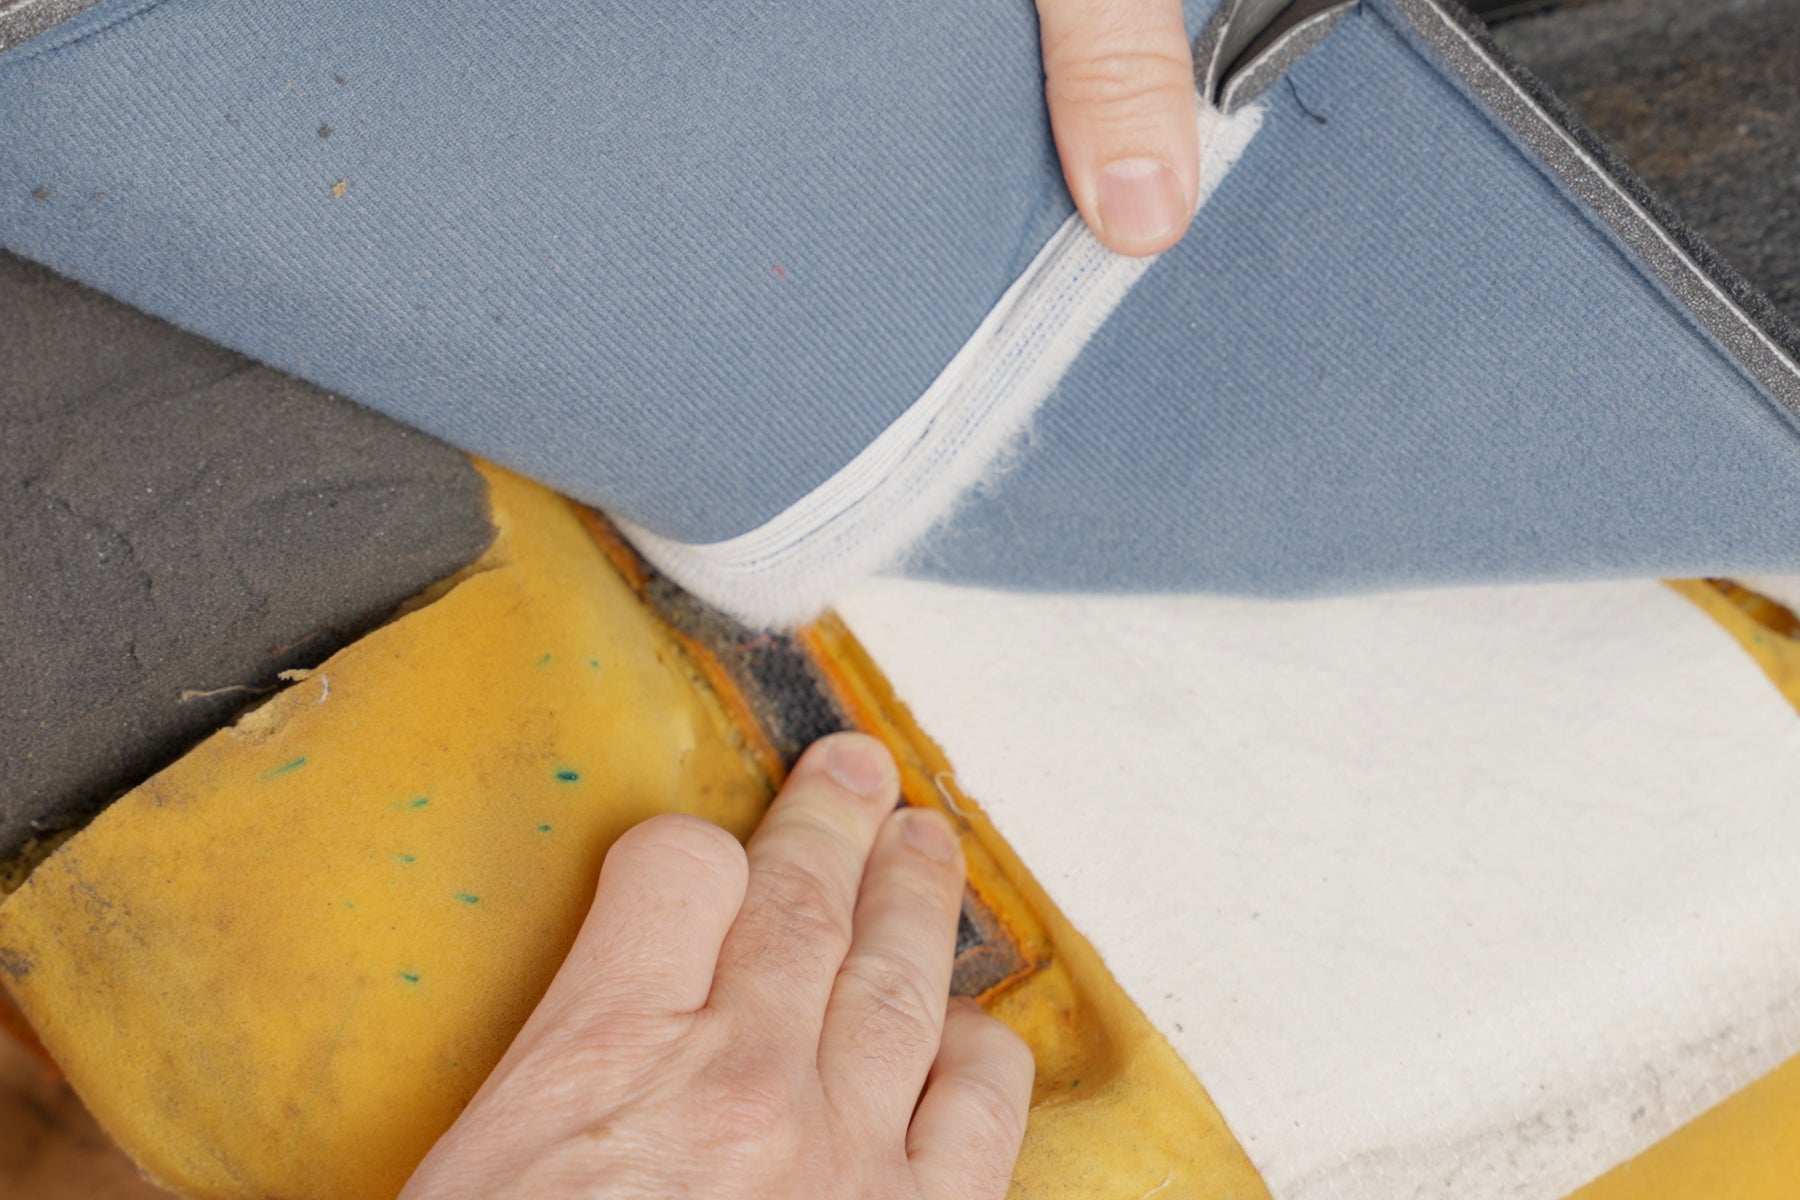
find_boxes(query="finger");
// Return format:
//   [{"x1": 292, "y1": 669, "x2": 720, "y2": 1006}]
[
  {"x1": 907, "y1": 997, "x2": 1037, "y2": 1200},
  {"x1": 819, "y1": 807, "x2": 966, "y2": 1134},
  {"x1": 709, "y1": 733, "x2": 901, "y2": 1038},
  {"x1": 397, "y1": 817, "x2": 749, "y2": 1199},
  {"x1": 537, "y1": 813, "x2": 749, "y2": 1019},
  {"x1": 1037, "y1": 0, "x2": 1199, "y2": 255}
]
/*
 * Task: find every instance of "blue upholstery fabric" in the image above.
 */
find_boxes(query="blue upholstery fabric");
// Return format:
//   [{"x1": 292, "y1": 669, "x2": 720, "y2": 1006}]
[
  {"x1": 7, "y1": 0, "x2": 1800, "y2": 598},
  {"x1": 1, "y1": 0, "x2": 1158, "y2": 540},
  {"x1": 910, "y1": 0, "x2": 1800, "y2": 593}
]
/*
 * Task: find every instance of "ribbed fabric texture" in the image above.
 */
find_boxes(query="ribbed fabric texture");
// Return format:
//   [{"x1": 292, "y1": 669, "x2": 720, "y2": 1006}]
[
  {"x1": 621, "y1": 103, "x2": 1267, "y2": 628},
  {"x1": 908, "y1": 0, "x2": 1800, "y2": 597},
  {"x1": 7, "y1": 0, "x2": 1800, "y2": 615},
  {"x1": 3, "y1": 0, "x2": 1220, "y2": 541}
]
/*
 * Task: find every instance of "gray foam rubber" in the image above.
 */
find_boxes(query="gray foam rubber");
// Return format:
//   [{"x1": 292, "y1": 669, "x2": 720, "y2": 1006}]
[
  {"x1": 1495, "y1": 0, "x2": 1800, "y2": 324},
  {"x1": 0, "y1": 252, "x2": 494, "y2": 861}
]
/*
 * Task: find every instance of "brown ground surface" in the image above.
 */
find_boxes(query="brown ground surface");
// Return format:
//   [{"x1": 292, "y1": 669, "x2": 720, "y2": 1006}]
[{"x1": 0, "y1": 996, "x2": 167, "y2": 1200}]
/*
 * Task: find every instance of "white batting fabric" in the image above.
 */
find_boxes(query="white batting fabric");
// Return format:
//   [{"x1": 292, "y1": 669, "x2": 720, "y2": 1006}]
[
  {"x1": 620, "y1": 103, "x2": 1265, "y2": 629},
  {"x1": 837, "y1": 577, "x2": 1800, "y2": 1200}
]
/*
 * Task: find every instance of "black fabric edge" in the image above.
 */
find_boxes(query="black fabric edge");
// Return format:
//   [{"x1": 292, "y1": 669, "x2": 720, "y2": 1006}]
[
  {"x1": 1376, "y1": 0, "x2": 1800, "y2": 423},
  {"x1": 1439, "y1": 0, "x2": 1800, "y2": 367}
]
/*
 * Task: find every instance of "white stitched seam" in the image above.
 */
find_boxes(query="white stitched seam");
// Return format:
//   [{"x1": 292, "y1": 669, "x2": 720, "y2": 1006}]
[{"x1": 618, "y1": 102, "x2": 1265, "y2": 628}]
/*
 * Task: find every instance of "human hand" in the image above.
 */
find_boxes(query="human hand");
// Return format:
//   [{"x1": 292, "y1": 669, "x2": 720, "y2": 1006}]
[
  {"x1": 400, "y1": 732, "x2": 1036, "y2": 1200},
  {"x1": 1038, "y1": 0, "x2": 1201, "y2": 255}
]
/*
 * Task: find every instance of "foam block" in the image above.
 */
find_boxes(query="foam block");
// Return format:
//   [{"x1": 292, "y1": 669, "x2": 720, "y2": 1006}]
[{"x1": 0, "y1": 253, "x2": 493, "y2": 861}]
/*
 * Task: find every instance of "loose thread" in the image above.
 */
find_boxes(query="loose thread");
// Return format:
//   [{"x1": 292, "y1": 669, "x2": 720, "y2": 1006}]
[
  {"x1": 179, "y1": 683, "x2": 276, "y2": 702},
  {"x1": 933, "y1": 771, "x2": 969, "y2": 820}
]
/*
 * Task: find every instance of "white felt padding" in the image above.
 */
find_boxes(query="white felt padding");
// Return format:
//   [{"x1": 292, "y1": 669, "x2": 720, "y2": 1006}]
[{"x1": 836, "y1": 577, "x2": 1800, "y2": 1200}]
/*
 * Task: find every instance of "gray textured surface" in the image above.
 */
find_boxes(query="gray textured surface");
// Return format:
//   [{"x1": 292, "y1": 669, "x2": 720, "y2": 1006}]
[
  {"x1": 0, "y1": 0, "x2": 104, "y2": 52},
  {"x1": 1386, "y1": 0, "x2": 1800, "y2": 425},
  {"x1": 1496, "y1": 0, "x2": 1800, "y2": 323},
  {"x1": 0, "y1": 253, "x2": 493, "y2": 860}
]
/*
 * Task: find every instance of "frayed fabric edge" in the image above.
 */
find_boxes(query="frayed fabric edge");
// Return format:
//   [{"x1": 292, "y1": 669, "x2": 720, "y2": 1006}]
[{"x1": 618, "y1": 101, "x2": 1266, "y2": 629}]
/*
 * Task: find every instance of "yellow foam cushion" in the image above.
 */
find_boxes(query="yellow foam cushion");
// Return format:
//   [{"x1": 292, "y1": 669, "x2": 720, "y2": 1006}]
[
  {"x1": 0, "y1": 466, "x2": 773, "y2": 1199},
  {"x1": 1, "y1": 463, "x2": 1267, "y2": 1199}
]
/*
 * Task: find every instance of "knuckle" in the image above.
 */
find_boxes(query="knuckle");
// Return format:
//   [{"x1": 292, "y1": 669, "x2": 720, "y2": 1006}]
[
  {"x1": 1050, "y1": 62, "x2": 1197, "y2": 122},
  {"x1": 692, "y1": 1048, "x2": 805, "y2": 1151},
  {"x1": 958, "y1": 1070, "x2": 1031, "y2": 1153},
  {"x1": 751, "y1": 858, "x2": 853, "y2": 946},
  {"x1": 987, "y1": 1019, "x2": 1039, "y2": 1085},
  {"x1": 1044, "y1": 21, "x2": 1193, "y2": 92},
  {"x1": 975, "y1": 1012, "x2": 1037, "y2": 1075},
  {"x1": 839, "y1": 954, "x2": 944, "y2": 1052},
  {"x1": 499, "y1": 1018, "x2": 678, "y2": 1115},
  {"x1": 530, "y1": 1033, "x2": 638, "y2": 1088},
  {"x1": 617, "y1": 813, "x2": 746, "y2": 877}
]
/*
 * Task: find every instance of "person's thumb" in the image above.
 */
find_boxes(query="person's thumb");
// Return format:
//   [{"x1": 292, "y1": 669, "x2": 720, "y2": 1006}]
[{"x1": 1036, "y1": 0, "x2": 1200, "y2": 256}]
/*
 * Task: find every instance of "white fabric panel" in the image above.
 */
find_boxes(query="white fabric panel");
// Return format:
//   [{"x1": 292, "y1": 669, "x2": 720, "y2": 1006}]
[{"x1": 836, "y1": 578, "x2": 1800, "y2": 1200}]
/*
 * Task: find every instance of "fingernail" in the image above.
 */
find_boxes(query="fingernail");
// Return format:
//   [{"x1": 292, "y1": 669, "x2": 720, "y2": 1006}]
[
  {"x1": 900, "y1": 809, "x2": 959, "y2": 863},
  {"x1": 823, "y1": 734, "x2": 895, "y2": 798},
  {"x1": 1095, "y1": 158, "x2": 1185, "y2": 250}
]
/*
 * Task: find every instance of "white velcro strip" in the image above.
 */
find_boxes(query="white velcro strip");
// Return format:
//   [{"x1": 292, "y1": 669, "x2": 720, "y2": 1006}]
[{"x1": 618, "y1": 102, "x2": 1264, "y2": 627}]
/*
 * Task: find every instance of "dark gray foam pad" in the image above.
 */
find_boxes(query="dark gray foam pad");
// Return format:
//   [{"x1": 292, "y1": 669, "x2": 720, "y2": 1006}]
[
  {"x1": 1496, "y1": 0, "x2": 1800, "y2": 323},
  {"x1": 1, "y1": 252, "x2": 494, "y2": 860}
]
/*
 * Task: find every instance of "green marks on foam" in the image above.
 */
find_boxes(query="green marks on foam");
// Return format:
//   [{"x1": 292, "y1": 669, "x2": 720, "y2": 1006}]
[
  {"x1": 262, "y1": 757, "x2": 307, "y2": 780},
  {"x1": 397, "y1": 853, "x2": 417, "y2": 864},
  {"x1": 454, "y1": 893, "x2": 480, "y2": 905},
  {"x1": 554, "y1": 769, "x2": 580, "y2": 784},
  {"x1": 393, "y1": 795, "x2": 431, "y2": 811},
  {"x1": 341, "y1": 900, "x2": 355, "y2": 910},
  {"x1": 399, "y1": 971, "x2": 422, "y2": 986},
  {"x1": 538, "y1": 650, "x2": 610, "y2": 674},
  {"x1": 537, "y1": 823, "x2": 553, "y2": 833}
]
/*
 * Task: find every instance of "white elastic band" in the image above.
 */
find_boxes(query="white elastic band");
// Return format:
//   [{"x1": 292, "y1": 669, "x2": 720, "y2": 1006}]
[{"x1": 619, "y1": 102, "x2": 1265, "y2": 627}]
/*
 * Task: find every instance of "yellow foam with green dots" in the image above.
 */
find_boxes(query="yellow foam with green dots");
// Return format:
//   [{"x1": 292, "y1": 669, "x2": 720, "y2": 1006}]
[
  {"x1": 11, "y1": 476, "x2": 1796, "y2": 1200},
  {"x1": 0, "y1": 465, "x2": 773, "y2": 1200}
]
